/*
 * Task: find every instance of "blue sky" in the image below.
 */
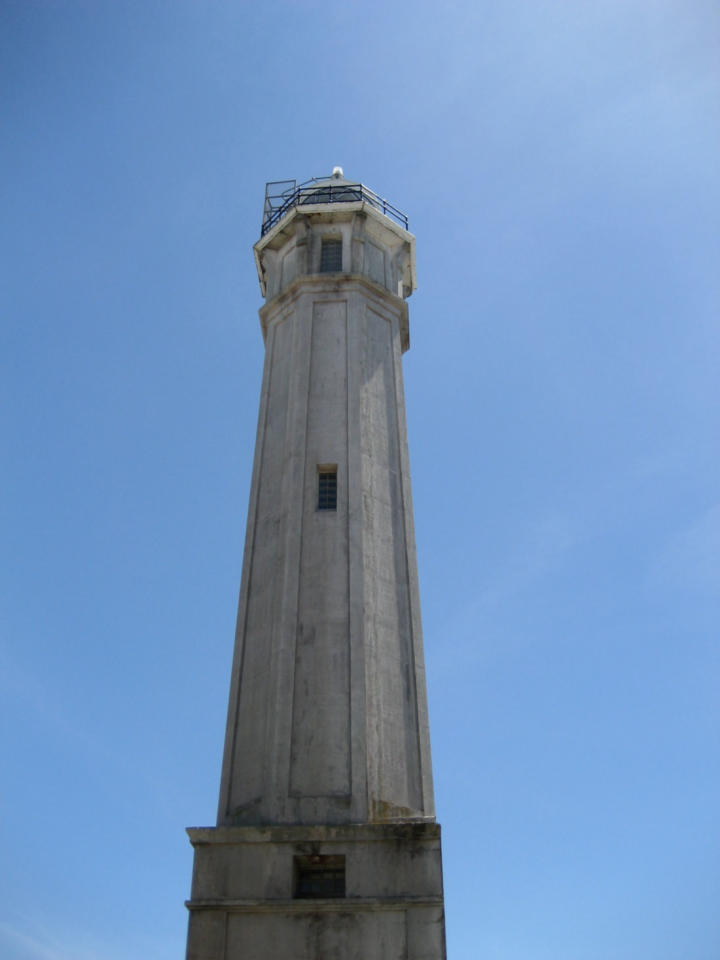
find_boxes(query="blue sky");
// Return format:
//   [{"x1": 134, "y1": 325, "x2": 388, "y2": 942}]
[{"x1": 2, "y1": 2, "x2": 718, "y2": 958}]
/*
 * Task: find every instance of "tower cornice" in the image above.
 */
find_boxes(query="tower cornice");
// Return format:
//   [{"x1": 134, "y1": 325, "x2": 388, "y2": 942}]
[{"x1": 253, "y1": 202, "x2": 417, "y2": 301}]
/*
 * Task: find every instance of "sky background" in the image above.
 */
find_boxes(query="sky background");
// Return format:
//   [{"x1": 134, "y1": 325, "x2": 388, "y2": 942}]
[{"x1": 2, "y1": 2, "x2": 719, "y2": 958}]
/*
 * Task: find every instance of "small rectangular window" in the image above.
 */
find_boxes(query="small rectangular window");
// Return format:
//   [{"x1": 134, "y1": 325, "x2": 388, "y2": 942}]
[
  {"x1": 317, "y1": 468, "x2": 338, "y2": 511},
  {"x1": 294, "y1": 855, "x2": 345, "y2": 899},
  {"x1": 320, "y1": 238, "x2": 342, "y2": 273}
]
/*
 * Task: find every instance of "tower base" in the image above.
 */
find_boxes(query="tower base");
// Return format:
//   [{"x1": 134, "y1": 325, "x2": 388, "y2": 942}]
[{"x1": 185, "y1": 822, "x2": 446, "y2": 960}]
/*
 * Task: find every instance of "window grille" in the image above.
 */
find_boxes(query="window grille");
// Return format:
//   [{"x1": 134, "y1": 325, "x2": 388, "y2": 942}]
[
  {"x1": 320, "y1": 238, "x2": 342, "y2": 273},
  {"x1": 294, "y1": 855, "x2": 345, "y2": 899},
  {"x1": 317, "y1": 469, "x2": 338, "y2": 511}
]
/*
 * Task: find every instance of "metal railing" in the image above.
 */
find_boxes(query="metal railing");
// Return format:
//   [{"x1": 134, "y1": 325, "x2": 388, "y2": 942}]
[{"x1": 261, "y1": 177, "x2": 408, "y2": 236}]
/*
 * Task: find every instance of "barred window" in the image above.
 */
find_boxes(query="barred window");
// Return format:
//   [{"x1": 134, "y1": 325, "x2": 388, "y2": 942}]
[
  {"x1": 320, "y1": 238, "x2": 342, "y2": 273},
  {"x1": 317, "y1": 468, "x2": 338, "y2": 511},
  {"x1": 294, "y1": 855, "x2": 345, "y2": 899}
]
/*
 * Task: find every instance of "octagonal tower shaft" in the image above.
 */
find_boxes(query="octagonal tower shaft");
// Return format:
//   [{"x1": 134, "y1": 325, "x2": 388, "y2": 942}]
[{"x1": 217, "y1": 185, "x2": 434, "y2": 828}]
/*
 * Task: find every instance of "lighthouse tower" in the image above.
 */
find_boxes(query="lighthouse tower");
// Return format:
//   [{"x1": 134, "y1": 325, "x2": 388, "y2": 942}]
[{"x1": 184, "y1": 169, "x2": 447, "y2": 960}]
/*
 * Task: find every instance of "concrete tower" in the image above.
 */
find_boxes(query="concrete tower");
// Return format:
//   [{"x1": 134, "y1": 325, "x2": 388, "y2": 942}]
[{"x1": 185, "y1": 170, "x2": 446, "y2": 960}]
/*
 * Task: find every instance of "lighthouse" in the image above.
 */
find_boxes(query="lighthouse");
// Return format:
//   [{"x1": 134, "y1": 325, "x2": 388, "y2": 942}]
[{"x1": 184, "y1": 169, "x2": 447, "y2": 959}]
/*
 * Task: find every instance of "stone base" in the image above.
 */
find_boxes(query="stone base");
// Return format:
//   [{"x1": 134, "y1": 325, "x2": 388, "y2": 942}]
[{"x1": 185, "y1": 822, "x2": 446, "y2": 960}]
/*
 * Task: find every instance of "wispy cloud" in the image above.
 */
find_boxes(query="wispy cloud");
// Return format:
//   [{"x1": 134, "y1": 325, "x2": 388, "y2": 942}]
[
  {"x1": 477, "y1": 510, "x2": 581, "y2": 610},
  {"x1": 0, "y1": 921, "x2": 62, "y2": 960},
  {"x1": 427, "y1": 508, "x2": 583, "y2": 674},
  {"x1": 0, "y1": 919, "x2": 180, "y2": 960},
  {"x1": 648, "y1": 502, "x2": 720, "y2": 597},
  {"x1": 0, "y1": 640, "x2": 182, "y2": 821}
]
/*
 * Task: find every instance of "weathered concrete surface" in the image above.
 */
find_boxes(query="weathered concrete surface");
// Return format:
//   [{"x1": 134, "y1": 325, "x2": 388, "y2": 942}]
[
  {"x1": 217, "y1": 207, "x2": 433, "y2": 827},
  {"x1": 185, "y1": 183, "x2": 446, "y2": 959},
  {"x1": 186, "y1": 823, "x2": 446, "y2": 960}
]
